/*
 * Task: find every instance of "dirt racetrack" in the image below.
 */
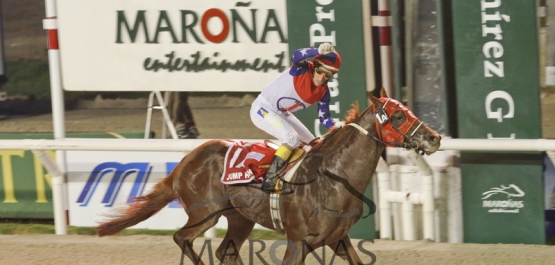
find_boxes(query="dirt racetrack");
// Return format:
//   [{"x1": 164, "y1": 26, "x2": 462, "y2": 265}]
[{"x1": 0, "y1": 234, "x2": 554, "y2": 265}]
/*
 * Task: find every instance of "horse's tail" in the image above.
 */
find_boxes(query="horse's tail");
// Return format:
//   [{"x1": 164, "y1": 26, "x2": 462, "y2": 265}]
[{"x1": 96, "y1": 169, "x2": 177, "y2": 236}]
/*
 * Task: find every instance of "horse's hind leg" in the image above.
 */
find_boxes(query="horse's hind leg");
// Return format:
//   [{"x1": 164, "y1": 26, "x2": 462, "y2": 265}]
[
  {"x1": 327, "y1": 234, "x2": 363, "y2": 265},
  {"x1": 174, "y1": 215, "x2": 220, "y2": 265},
  {"x1": 216, "y1": 211, "x2": 255, "y2": 265}
]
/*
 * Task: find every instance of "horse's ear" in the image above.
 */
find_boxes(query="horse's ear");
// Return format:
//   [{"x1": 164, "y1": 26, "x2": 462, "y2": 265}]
[
  {"x1": 369, "y1": 94, "x2": 382, "y2": 108},
  {"x1": 380, "y1": 87, "x2": 388, "y2": 98},
  {"x1": 367, "y1": 88, "x2": 385, "y2": 108}
]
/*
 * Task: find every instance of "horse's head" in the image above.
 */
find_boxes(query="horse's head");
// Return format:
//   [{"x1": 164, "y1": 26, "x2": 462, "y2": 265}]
[{"x1": 364, "y1": 88, "x2": 441, "y2": 155}]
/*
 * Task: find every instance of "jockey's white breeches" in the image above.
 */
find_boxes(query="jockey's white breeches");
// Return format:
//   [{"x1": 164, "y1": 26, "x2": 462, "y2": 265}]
[{"x1": 250, "y1": 95, "x2": 315, "y2": 147}]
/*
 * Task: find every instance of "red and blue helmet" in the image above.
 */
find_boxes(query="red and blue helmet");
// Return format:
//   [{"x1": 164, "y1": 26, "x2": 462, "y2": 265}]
[{"x1": 314, "y1": 51, "x2": 342, "y2": 73}]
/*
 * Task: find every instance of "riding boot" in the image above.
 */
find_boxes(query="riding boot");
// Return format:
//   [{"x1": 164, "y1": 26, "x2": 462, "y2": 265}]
[{"x1": 261, "y1": 145, "x2": 293, "y2": 194}]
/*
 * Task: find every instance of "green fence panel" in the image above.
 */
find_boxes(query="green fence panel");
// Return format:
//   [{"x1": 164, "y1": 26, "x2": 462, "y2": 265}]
[
  {"x1": 451, "y1": 0, "x2": 544, "y2": 244},
  {"x1": 461, "y1": 153, "x2": 544, "y2": 244}
]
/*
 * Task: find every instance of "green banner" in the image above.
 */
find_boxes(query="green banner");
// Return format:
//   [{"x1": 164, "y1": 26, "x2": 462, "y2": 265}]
[
  {"x1": 286, "y1": 0, "x2": 369, "y2": 137},
  {"x1": 0, "y1": 132, "x2": 144, "y2": 219},
  {"x1": 452, "y1": 1, "x2": 544, "y2": 244},
  {"x1": 286, "y1": 0, "x2": 374, "y2": 239},
  {"x1": 453, "y1": 1, "x2": 541, "y2": 139},
  {"x1": 461, "y1": 153, "x2": 544, "y2": 244}
]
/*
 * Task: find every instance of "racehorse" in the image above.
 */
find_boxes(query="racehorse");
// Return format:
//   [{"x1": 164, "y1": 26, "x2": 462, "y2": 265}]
[{"x1": 96, "y1": 89, "x2": 441, "y2": 265}]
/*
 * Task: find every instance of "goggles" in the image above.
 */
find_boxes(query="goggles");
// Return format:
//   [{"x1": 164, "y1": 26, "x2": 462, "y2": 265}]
[{"x1": 315, "y1": 67, "x2": 334, "y2": 79}]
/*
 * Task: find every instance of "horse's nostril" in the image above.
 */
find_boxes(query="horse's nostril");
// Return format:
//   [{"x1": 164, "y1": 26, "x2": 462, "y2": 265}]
[{"x1": 429, "y1": 135, "x2": 439, "y2": 143}]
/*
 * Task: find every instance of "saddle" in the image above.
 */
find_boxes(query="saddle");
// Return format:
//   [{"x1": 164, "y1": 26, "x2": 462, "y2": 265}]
[{"x1": 220, "y1": 140, "x2": 310, "y2": 185}]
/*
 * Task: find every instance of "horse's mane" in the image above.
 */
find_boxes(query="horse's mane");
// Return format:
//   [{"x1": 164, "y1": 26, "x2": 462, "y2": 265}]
[
  {"x1": 344, "y1": 102, "x2": 361, "y2": 124},
  {"x1": 323, "y1": 102, "x2": 361, "y2": 136}
]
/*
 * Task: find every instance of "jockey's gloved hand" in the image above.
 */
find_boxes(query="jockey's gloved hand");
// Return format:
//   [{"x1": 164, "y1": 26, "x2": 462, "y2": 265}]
[
  {"x1": 334, "y1": 121, "x2": 345, "y2": 128},
  {"x1": 318, "y1": 43, "x2": 335, "y2": 55}
]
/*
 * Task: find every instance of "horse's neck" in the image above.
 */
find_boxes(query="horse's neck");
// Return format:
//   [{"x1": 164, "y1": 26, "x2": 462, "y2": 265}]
[
  {"x1": 317, "y1": 116, "x2": 384, "y2": 192},
  {"x1": 347, "y1": 109, "x2": 383, "y2": 166}
]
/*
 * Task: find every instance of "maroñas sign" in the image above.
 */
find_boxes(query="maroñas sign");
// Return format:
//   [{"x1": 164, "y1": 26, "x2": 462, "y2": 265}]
[{"x1": 56, "y1": 0, "x2": 288, "y2": 92}]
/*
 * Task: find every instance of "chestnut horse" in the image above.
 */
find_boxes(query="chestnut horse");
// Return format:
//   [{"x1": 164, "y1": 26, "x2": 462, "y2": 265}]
[{"x1": 96, "y1": 89, "x2": 441, "y2": 264}]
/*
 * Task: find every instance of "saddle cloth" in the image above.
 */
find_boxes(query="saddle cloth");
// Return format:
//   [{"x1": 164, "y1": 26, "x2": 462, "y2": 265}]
[{"x1": 220, "y1": 140, "x2": 307, "y2": 185}]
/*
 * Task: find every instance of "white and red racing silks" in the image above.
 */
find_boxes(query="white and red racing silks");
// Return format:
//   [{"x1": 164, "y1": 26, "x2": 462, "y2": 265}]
[{"x1": 259, "y1": 47, "x2": 335, "y2": 129}]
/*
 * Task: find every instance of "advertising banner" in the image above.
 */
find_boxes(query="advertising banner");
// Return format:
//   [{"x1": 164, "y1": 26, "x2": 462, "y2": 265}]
[
  {"x1": 0, "y1": 149, "x2": 55, "y2": 218},
  {"x1": 285, "y1": 0, "x2": 370, "y2": 138},
  {"x1": 460, "y1": 153, "x2": 544, "y2": 244},
  {"x1": 0, "y1": 132, "x2": 144, "y2": 219},
  {"x1": 66, "y1": 151, "x2": 256, "y2": 230},
  {"x1": 451, "y1": 0, "x2": 544, "y2": 244},
  {"x1": 56, "y1": 0, "x2": 288, "y2": 92},
  {"x1": 67, "y1": 151, "x2": 189, "y2": 229}
]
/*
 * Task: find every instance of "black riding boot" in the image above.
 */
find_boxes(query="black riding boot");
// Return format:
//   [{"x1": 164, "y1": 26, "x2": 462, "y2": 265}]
[{"x1": 261, "y1": 155, "x2": 292, "y2": 194}]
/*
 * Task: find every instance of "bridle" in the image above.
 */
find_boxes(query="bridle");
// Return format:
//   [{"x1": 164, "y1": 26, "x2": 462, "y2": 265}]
[{"x1": 347, "y1": 98, "x2": 424, "y2": 150}]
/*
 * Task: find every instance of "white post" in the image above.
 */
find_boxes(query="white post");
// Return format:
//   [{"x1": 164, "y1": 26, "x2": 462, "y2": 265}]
[
  {"x1": 33, "y1": 151, "x2": 66, "y2": 234},
  {"x1": 362, "y1": 0, "x2": 376, "y2": 93},
  {"x1": 421, "y1": 173, "x2": 435, "y2": 240},
  {"x1": 389, "y1": 164, "x2": 402, "y2": 240},
  {"x1": 376, "y1": 0, "x2": 394, "y2": 97},
  {"x1": 401, "y1": 198, "x2": 415, "y2": 241},
  {"x1": 43, "y1": 0, "x2": 68, "y2": 235},
  {"x1": 434, "y1": 167, "x2": 448, "y2": 242},
  {"x1": 407, "y1": 151, "x2": 435, "y2": 240},
  {"x1": 144, "y1": 92, "x2": 156, "y2": 139},
  {"x1": 154, "y1": 91, "x2": 178, "y2": 139},
  {"x1": 376, "y1": 158, "x2": 392, "y2": 239},
  {"x1": 399, "y1": 166, "x2": 416, "y2": 240}
]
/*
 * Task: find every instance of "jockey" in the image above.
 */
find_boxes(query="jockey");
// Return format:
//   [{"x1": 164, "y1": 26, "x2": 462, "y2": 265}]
[{"x1": 250, "y1": 43, "x2": 344, "y2": 194}]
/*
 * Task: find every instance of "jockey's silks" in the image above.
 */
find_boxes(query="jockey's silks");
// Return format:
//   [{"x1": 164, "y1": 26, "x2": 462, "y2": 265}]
[{"x1": 260, "y1": 47, "x2": 335, "y2": 129}]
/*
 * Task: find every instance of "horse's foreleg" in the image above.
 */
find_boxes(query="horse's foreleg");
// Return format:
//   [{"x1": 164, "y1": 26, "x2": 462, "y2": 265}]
[
  {"x1": 327, "y1": 234, "x2": 363, "y2": 265},
  {"x1": 281, "y1": 240, "x2": 308, "y2": 265},
  {"x1": 215, "y1": 211, "x2": 255, "y2": 265}
]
